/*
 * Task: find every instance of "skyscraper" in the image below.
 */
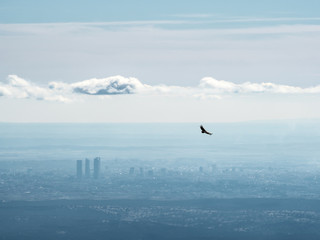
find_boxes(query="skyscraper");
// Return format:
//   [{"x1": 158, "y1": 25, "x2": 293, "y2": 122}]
[
  {"x1": 76, "y1": 160, "x2": 82, "y2": 179},
  {"x1": 93, "y1": 157, "x2": 101, "y2": 179},
  {"x1": 85, "y1": 158, "x2": 90, "y2": 178}
]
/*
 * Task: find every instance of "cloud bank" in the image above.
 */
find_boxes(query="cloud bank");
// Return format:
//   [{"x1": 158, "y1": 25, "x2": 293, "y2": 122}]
[
  {"x1": 1, "y1": 75, "x2": 320, "y2": 102},
  {"x1": 200, "y1": 77, "x2": 320, "y2": 94},
  {"x1": 49, "y1": 76, "x2": 146, "y2": 96},
  {"x1": 0, "y1": 75, "x2": 71, "y2": 102}
]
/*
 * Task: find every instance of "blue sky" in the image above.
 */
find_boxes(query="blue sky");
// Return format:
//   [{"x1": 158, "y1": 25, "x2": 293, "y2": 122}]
[
  {"x1": 1, "y1": 0, "x2": 320, "y2": 24},
  {"x1": 1, "y1": 1, "x2": 320, "y2": 122}
]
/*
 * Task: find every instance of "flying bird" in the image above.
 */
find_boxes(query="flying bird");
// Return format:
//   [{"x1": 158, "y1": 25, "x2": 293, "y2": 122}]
[{"x1": 200, "y1": 125, "x2": 212, "y2": 135}]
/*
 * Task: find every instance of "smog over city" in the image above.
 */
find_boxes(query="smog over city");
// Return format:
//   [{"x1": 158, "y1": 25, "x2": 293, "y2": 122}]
[{"x1": 1, "y1": 1, "x2": 320, "y2": 239}]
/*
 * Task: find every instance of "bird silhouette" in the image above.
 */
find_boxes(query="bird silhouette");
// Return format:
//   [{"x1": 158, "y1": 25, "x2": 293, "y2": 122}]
[{"x1": 200, "y1": 125, "x2": 212, "y2": 135}]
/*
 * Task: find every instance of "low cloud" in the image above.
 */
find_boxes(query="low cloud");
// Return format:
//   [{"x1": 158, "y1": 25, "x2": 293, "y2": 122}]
[
  {"x1": 49, "y1": 75, "x2": 191, "y2": 96},
  {"x1": 1, "y1": 75, "x2": 320, "y2": 102},
  {"x1": 49, "y1": 76, "x2": 146, "y2": 95},
  {"x1": 200, "y1": 77, "x2": 320, "y2": 94},
  {"x1": 0, "y1": 75, "x2": 72, "y2": 102},
  {"x1": 71, "y1": 76, "x2": 146, "y2": 95}
]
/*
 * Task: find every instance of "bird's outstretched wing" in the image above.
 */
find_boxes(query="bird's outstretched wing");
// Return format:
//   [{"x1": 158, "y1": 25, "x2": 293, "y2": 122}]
[{"x1": 200, "y1": 125, "x2": 212, "y2": 135}]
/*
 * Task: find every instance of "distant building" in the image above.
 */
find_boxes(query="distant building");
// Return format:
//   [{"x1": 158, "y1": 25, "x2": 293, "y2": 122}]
[
  {"x1": 199, "y1": 166, "x2": 203, "y2": 173},
  {"x1": 129, "y1": 167, "x2": 134, "y2": 175},
  {"x1": 93, "y1": 157, "x2": 101, "y2": 179},
  {"x1": 76, "y1": 160, "x2": 82, "y2": 179},
  {"x1": 85, "y1": 158, "x2": 90, "y2": 178},
  {"x1": 160, "y1": 168, "x2": 167, "y2": 176}
]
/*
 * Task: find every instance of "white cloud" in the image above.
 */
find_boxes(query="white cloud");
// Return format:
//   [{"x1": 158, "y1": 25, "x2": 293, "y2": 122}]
[
  {"x1": 49, "y1": 75, "x2": 191, "y2": 96},
  {"x1": 0, "y1": 75, "x2": 72, "y2": 102},
  {"x1": 70, "y1": 76, "x2": 146, "y2": 95},
  {"x1": 1, "y1": 75, "x2": 320, "y2": 103},
  {"x1": 200, "y1": 77, "x2": 320, "y2": 94},
  {"x1": 0, "y1": 86, "x2": 11, "y2": 96}
]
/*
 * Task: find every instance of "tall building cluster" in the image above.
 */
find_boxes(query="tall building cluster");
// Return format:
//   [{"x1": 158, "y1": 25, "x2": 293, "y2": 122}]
[
  {"x1": 76, "y1": 157, "x2": 101, "y2": 179},
  {"x1": 85, "y1": 158, "x2": 90, "y2": 178},
  {"x1": 93, "y1": 157, "x2": 101, "y2": 179}
]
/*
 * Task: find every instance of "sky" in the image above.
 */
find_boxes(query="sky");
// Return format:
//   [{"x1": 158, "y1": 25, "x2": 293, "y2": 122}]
[{"x1": 1, "y1": 0, "x2": 320, "y2": 122}]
